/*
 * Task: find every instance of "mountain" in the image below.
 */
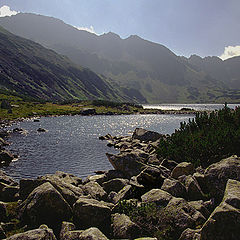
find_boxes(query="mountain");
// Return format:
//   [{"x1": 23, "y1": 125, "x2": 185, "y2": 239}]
[
  {"x1": 0, "y1": 25, "x2": 138, "y2": 102},
  {"x1": 1, "y1": 13, "x2": 236, "y2": 103}
]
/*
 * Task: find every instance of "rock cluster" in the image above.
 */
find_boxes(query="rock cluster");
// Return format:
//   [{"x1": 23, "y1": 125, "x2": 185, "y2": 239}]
[{"x1": 0, "y1": 128, "x2": 239, "y2": 239}]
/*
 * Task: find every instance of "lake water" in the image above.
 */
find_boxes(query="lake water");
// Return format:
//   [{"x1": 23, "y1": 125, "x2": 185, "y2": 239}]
[
  {"x1": 3, "y1": 114, "x2": 194, "y2": 180},
  {"x1": 143, "y1": 103, "x2": 240, "y2": 111}
]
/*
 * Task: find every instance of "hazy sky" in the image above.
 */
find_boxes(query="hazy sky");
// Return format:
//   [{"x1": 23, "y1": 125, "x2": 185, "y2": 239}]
[{"x1": 0, "y1": 0, "x2": 240, "y2": 59}]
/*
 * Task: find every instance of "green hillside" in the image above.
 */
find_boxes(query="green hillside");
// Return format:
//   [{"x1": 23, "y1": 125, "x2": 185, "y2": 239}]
[{"x1": 0, "y1": 25, "x2": 133, "y2": 102}]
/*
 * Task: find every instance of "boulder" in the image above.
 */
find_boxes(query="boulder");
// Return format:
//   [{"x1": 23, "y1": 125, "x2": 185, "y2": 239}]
[
  {"x1": 29, "y1": 172, "x2": 84, "y2": 206},
  {"x1": 73, "y1": 197, "x2": 111, "y2": 233},
  {"x1": 188, "y1": 200, "x2": 210, "y2": 219},
  {"x1": 106, "y1": 152, "x2": 146, "y2": 178},
  {"x1": 161, "y1": 159, "x2": 178, "y2": 171},
  {"x1": 171, "y1": 162, "x2": 195, "y2": 179},
  {"x1": 20, "y1": 182, "x2": 72, "y2": 231},
  {"x1": 78, "y1": 227, "x2": 109, "y2": 240},
  {"x1": 80, "y1": 108, "x2": 96, "y2": 115},
  {"x1": 111, "y1": 213, "x2": 141, "y2": 239},
  {"x1": 4, "y1": 224, "x2": 57, "y2": 240},
  {"x1": 37, "y1": 128, "x2": 47, "y2": 132},
  {"x1": 113, "y1": 185, "x2": 135, "y2": 204},
  {"x1": 134, "y1": 238, "x2": 157, "y2": 240},
  {"x1": 200, "y1": 179, "x2": 240, "y2": 240},
  {"x1": 161, "y1": 178, "x2": 187, "y2": 198},
  {"x1": 141, "y1": 189, "x2": 172, "y2": 207},
  {"x1": 83, "y1": 174, "x2": 106, "y2": 185},
  {"x1": 136, "y1": 166, "x2": 166, "y2": 188},
  {"x1": 102, "y1": 178, "x2": 129, "y2": 193},
  {"x1": 164, "y1": 197, "x2": 205, "y2": 238},
  {"x1": 83, "y1": 181, "x2": 107, "y2": 201},
  {"x1": 183, "y1": 176, "x2": 205, "y2": 201},
  {"x1": 59, "y1": 221, "x2": 82, "y2": 240},
  {"x1": 132, "y1": 128, "x2": 163, "y2": 142},
  {"x1": 204, "y1": 155, "x2": 240, "y2": 202},
  {"x1": 0, "y1": 138, "x2": 9, "y2": 147},
  {"x1": 179, "y1": 228, "x2": 201, "y2": 240}
]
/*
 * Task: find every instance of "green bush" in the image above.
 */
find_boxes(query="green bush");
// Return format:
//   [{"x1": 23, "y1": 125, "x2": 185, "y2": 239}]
[{"x1": 157, "y1": 106, "x2": 240, "y2": 167}]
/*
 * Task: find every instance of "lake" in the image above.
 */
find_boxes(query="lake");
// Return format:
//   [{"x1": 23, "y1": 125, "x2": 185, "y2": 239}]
[{"x1": 3, "y1": 114, "x2": 194, "y2": 180}]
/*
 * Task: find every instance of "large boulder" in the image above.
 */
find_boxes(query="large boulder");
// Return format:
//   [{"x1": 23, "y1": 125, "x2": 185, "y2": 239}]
[
  {"x1": 73, "y1": 197, "x2": 111, "y2": 233},
  {"x1": 132, "y1": 128, "x2": 163, "y2": 142},
  {"x1": 0, "y1": 182, "x2": 19, "y2": 202},
  {"x1": 20, "y1": 182, "x2": 72, "y2": 231},
  {"x1": 171, "y1": 162, "x2": 195, "y2": 179},
  {"x1": 204, "y1": 155, "x2": 240, "y2": 202},
  {"x1": 20, "y1": 172, "x2": 84, "y2": 206},
  {"x1": 179, "y1": 228, "x2": 201, "y2": 240},
  {"x1": 111, "y1": 213, "x2": 141, "y2": 239},
  {"x1": 0, "y1": 171, "x2": 18, "y2": 186},
  {"x1": 200, "y1": 179, "x2": 240, "y2": 240},
  {"x1": 106, "y1": 152, "x2": 146, "y2": 178},
  {"x1": 4, "y1": 225, "x2": 56, "y2": 240},
  {"x1": 161, "y1": 178, "x2": 187, "y2": 198}
]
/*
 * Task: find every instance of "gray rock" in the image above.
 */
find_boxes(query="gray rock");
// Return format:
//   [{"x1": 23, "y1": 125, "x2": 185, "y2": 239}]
[
  {"x1": 83, "y1": 181, "x2": 107, "y2": 201},
  {"x1": 200, "y1": 179, "x2": 240, "y2": 240},
  {"x1": 106, "y1": 152, "x2": 146, "y2": 178},
  {"x1": 141, "y1": 189, "x2": 172, "y2": 207},
  {"x1": 102, "y1": 178, "x2": 129, "y2": 193},
  {"x1": 171, "y1": 162, "x2": 195, "y2": 179},
  {"x1": 161, "y1": 159, "x2": 178, "y2": 171},
  {"x1": 73, "y1": 197, "x2": 111, "y2": 233},
  {"x1": 77, "y1": 227, "x2": 109, "y2": 240},
  {"x1": 0, "y1": 171, "x2": 18, "y2": 186},
  {"x1": 113, "y1": 185, "x2": 134, "y2": 204},
  {"x1": 111, "y1": 213, "x2": 141, "y2": 239},
  {"x1": 179, "y1": 228, "x2": 201, "y2": 240},
  {"x1": 161, "y1": 178, "x2": 187, "y2": 198},
  {"x1": 132, "y1": 128, "x2": 163, "y2": 142},
  {"x1": 184, "y1": 176, "x2": 205, "y2": 201},
  {"x1": 20, "y1": 182, "x2": 72, "y2": 230},
  {"x1": 83, "y1": 174, "x2": 106, "y2": 185},
  {"x1": 0, "y1": 182, "x2": 19, "y2": 202},
  {"x1": 188, "y1": 200, "x2": 210, "y2": 219},
  {"x1": 204, "y1": 155, "x2": 240, "y2": 202},
  {"x1": 4, "y1": 224, "x2": 56, "y2": 240}
]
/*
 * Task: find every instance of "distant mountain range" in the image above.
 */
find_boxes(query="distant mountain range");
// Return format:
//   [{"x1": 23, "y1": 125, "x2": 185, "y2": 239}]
[{"x1": 0, "y1": 13, "x2": 240, "y2": 103}]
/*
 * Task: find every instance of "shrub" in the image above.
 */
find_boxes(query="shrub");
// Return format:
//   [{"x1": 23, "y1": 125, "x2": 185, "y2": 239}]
[{"x1": 157, "y1": 105, "x2": 240, "y2": 167}]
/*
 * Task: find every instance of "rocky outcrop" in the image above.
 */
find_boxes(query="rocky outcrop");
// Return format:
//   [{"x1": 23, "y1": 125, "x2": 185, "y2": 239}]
[
  {"x1": 161, "y1": 178, "x2": 187, "y2": 198},
  {"x1": 141, "y1": 189, "x2": 172, "y2": 206},
  {"x1": 20, "y1": 182, "x2": 72, "y2": 230},
  {"x1": 171, "y1": 162, "x2": 195, "y2": 179},
  {"x1": 83, "y1": 181, "x2": 107, "y2": 201}
]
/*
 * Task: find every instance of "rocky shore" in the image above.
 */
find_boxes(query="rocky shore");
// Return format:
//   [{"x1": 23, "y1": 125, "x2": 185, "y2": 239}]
[{"x1": 0, "y1": 128, "x2": 239, "y2": 239}]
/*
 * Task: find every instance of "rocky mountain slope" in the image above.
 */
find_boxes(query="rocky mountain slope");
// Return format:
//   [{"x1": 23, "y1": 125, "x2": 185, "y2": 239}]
[
  {"x1": 1, "y1": 13, "x2": 238, "y2": 103},
  {"x1": 0, "y1": 25, "x2": 140, "y2": 102}
]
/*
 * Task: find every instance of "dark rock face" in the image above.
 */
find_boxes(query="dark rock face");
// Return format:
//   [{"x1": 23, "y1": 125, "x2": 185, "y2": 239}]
[
  {"x1": 80, "y1": 108, "x2": 96, "y2": 115},
  {"x1": 161, "y1": 178, "x2": 187, "y2": 198},
  {"x1": 20, "y1": 182, "x2": 72, "y2": 231},
  {"x1": 0, "y1": 150, "x2": 14, "y2": 166},
  {"x1": 132, "y1": 128, "x2": 163, "y2": 142}
]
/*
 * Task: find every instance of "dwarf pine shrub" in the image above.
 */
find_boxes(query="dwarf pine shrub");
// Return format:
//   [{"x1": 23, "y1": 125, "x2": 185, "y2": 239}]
[{"x1": 157, "y1": 105, "x2": 240, "y2": 167}]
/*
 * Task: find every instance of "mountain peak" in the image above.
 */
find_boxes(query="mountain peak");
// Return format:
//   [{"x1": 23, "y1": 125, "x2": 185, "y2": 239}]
[{"x1": 100, "y1": 31, "x2": 121, "y2": 39}]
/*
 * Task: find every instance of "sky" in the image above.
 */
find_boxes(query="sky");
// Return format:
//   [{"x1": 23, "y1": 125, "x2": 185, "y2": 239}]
[{"x1": 0, "y1": 0, "x2": 240, "y2": 60}]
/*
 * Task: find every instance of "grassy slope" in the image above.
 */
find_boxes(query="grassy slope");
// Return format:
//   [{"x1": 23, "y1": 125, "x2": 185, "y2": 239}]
[{"x1": 0, "y1": 26, "x2": 125, "y2": 102}]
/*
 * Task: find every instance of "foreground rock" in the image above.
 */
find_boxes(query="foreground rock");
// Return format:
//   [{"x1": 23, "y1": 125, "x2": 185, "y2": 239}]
[
  {"x1": 4, "y1": 225, "x2": 56, "y2": 240},
  {"x1": 204, "y1": 155, "x2": 240, "y2": 202},
  {"x1": 111, "y1": 213, "x2": 141, "y2": 239},
  {"x1": 73, "y1": 197, "x2": 111, "y2": 234},
  {"x1": 200, "y1": 179, "x2": 240, "y2": 240},
  {"x1": 20, "y1": 182, "x2": 72, "y2": 231}
]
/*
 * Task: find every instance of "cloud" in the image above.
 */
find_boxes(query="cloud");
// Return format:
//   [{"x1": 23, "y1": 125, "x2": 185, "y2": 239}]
[
  {"x1": 74, "y1": 25, "x2": 99, "y2": 35},
  {"x1": 0, "y1": 5, "x2": 19, "y2": 17},
  {"x1": 219, "y1": 46, "x2": 240, "y2": 60}
]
